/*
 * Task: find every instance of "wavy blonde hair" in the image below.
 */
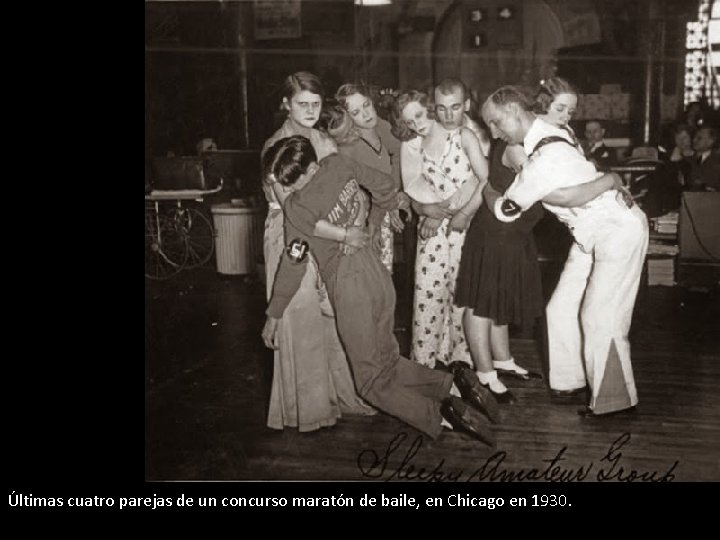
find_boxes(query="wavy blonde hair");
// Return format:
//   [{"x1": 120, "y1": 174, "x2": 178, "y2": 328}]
[
  {"x1": 392, "y1": 90, "x2": 436, "y2": 141},
  {"x1": 322, "y1": 103, "x2": 360, "y2": 145}
]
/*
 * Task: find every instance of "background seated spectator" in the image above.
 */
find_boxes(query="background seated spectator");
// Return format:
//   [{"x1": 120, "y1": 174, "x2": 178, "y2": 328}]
[
  {"x1": 663, "y1": 122, "x2": 696, "y2": 189},
  {"x1": 583, "y1": 119, "x2": 616, "y2": 170},
  {"x1": 668, "y1": 122, "x2": 696, "y2": 163},
  {"x1": 686, "y1": 125, "x2": 720, "y2": 192}
]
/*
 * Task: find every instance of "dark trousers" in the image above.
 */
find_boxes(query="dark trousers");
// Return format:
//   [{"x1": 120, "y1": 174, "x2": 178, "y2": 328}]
[{"x1": 326, "y1": 247, "x2": 453, "y2": 439}]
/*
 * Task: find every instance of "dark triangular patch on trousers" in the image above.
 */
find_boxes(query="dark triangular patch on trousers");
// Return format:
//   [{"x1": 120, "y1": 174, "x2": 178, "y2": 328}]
[{"x1": 592, "y1": 339, "x2": 633, "y2": 414}]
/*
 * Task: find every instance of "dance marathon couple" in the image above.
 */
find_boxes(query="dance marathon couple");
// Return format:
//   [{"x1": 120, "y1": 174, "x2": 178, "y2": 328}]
[{"x1": 262, "y1": 86, "x2": 646, "y2": 445}]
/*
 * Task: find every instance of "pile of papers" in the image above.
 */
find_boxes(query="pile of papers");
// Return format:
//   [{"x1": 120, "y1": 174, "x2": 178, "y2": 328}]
[
  {"x1": 655, "y1": 212, "x2": 679, "y2": 235},
  {"x1": 647, "y1": 243, "x2": 679, "y2": 256}
]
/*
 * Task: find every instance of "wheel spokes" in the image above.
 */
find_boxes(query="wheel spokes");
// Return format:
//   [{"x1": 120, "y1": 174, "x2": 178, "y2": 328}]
[
  {"x1": 177, "y1": 208, "x2": 215, "y2": 268},
  {"x1": 145, "y1": 210, "x2": 188, "y2": 280}
]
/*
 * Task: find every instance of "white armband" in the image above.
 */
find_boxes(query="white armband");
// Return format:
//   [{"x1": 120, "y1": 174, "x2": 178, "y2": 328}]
[{"x1": 494, "y1": 197, "x2": 522, "y2": 223}]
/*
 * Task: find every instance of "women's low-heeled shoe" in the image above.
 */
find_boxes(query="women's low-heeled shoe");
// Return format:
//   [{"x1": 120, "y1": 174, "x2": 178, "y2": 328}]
[
  {"x1": 488, "y1": 387, "x2": 517, "y2": 405},
  {"x1": 496, "y1": 367, "x2": 544, "y2": 381}
]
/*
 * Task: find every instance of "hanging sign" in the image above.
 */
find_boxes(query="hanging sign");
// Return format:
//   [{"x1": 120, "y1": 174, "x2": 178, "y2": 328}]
[{"x1": 254, "y1": 0, "x2": 302, "y2": 40}]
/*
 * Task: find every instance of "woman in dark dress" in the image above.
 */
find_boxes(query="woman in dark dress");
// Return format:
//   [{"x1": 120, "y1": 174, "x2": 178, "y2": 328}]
[{"x1": 454, "y1": 139, "x2": 544, "y2": 402}]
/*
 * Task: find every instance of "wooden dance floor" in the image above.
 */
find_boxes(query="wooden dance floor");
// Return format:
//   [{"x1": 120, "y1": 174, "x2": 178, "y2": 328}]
[{"x1": 145, "y1": 259, "x2": 719, "y2": 482}]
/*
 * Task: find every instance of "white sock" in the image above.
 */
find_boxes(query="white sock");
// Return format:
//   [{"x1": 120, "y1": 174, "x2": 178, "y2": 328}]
[
  {"x1": 476, "y1": 370, "x2": 497, "y2": 385},
  {"x1": 441, "y1": 417, "x2": 453, "y2": 430},
  {"x1": 476, "y1": 370, "x2": 508, "y2": 394},
  {"x1": 493, "y1": 358, "x2": 528, "y2": 375},
  {"x1": 449, "y1": 383, "x2": 462, "y2": 398}
]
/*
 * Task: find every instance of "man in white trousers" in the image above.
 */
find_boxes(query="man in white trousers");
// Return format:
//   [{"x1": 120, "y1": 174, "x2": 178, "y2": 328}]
[{"x1": 481, "y1": 86, "x2": 649, "y2": 417}]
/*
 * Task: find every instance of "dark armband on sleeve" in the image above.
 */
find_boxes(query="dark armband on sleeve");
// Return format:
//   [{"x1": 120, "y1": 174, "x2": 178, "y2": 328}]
[
  {"x1": 286, "y1": 239, "x2": 310, "y2": 263},
  {"x1": 500, "y1": 199, "x2": 522, "y2": 217}
]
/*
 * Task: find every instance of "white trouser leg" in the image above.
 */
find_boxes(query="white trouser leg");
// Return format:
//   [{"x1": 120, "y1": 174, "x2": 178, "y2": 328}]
[
  {"x1": 582, "y1": 207, "x2": 648, "y2": 413},
  {"x1": 546, "y1": 243, "x2": 593, "y2": 391}
]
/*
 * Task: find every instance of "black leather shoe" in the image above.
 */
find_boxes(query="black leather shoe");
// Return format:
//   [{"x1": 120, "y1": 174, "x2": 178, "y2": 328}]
[
  {"x1": 456, "y1": 364, "x2": 518, "y2": 405},
  {"x1": 550, "y1": 387, "x2": 587, "y2": 397},
  {"x1": 441, "y1": 396, "x2": 495, "y2": 446},
  {"x1": 577, "y1": 405, "x2": 637, "y2": 418},
  {"x1": 550, "y1": 387, "x2": 587, "y2": 402},
  {"x1": 434, "y1": 362, "x2": 452, "y2": 374},
  {"x1": 450, "y1": 364, "x2": 501, "y2": 423},
  {"x1": 447, "y1": 361, "x2": 473, "y2": 374},
  {"x1": 496, "y1": 367, "x2": 544, "y2": 381}
]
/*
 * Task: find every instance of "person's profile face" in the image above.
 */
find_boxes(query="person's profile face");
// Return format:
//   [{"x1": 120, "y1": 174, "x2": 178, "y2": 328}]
[
  {"x1": 674, "y1": 130, "x2": 692, "y2": 151},
  {"x1": 345, "y1": 93, "x2": 378, "y2": 130},
  {"x1": 585, "y1": 121, "x2": 604, "y2": 144},
  {"x1": 541, "y1": 92, "x2": 577, "y2": 127},
  {"x1": 401, "y1": 101, "x2": 433, "y2": 137},
  {"x1": 285, "y1": 90, "x2": 323, "y2": 129},
  {"x1": 486, "y1": 105, "x2": 524, "y2": 145},
  {"x1": 693, "y1": 128, "x2": 716, "y2": 153},
  {"x1": 434, "y1": 88, "x2": 467, "y2": 130}
]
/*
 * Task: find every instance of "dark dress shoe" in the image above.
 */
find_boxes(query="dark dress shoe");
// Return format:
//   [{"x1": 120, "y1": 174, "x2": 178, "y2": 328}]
[
  {"x1": 455, "y1": 364, "x2": 518, "y2": 405},
  {"x1": 550, "y1": 387, "x2": 587, "y2": 397},
  {"x1": 447, "y1": 361, "x2": 473, "y2": 374},
  {"x1": 577, "y1": 405, "x2": 637, "y2": 418},
  {"x1": 496, "y1": 367, "x2": 544, "y2": 381},
  {"x1": 441, "y1": 397, "x2": 495, "y2": 446},
  {"x1": 550, "y1": 387, "x2": 587, "y2": 402},
  {"x1": 434, "y1": 362, "x2": 452, "y2": 374},
  {"x1": 450, "y1": 364, "x2": 501, "y2": 423}
]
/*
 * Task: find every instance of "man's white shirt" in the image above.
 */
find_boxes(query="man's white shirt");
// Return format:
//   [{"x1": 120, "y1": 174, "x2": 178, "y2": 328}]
[{"x1": 495, "y1": 118, "x2": 629, "y2": 253}]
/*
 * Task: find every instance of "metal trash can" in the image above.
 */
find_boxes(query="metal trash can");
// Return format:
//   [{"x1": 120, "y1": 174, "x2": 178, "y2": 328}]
[{"x1": 211, "y1": 204, "x2": 263, "y2": 275}]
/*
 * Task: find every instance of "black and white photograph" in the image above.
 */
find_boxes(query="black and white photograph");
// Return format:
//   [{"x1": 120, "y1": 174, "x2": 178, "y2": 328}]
[{"x1": 145, "y1": 0, "x2": 720, "y2": 484}]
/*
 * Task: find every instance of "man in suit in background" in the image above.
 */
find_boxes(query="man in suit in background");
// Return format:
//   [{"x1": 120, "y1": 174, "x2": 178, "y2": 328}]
[
  {"x1": 584, "y1": 119, "x2": 616, "y2": 170},
  {"x1": 687, "y1": 126, "x2": 720, "y2": 192}
]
